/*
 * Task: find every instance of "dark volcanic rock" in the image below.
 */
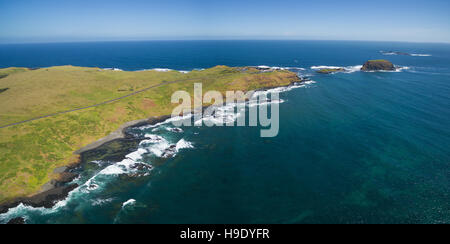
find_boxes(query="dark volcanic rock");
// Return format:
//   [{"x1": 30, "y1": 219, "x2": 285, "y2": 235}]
[
  {"x1": 7, "y1": 217, "x2": 25, "y2": 224},
  {"x1": 161, "y1": 145, "x2": 177, "y2": 158},
  {"x1": 361, "y1": 60, "x2": 395, "y2": 71},
  {"x1": 0, "y1": 184, "x2": 78, "y2": 214},
  {"x1": 22, "y1": 184, "x2": 78, "y2": 209},
  {"x1": 57, "y1": 172, "x2": 78, "y2": 185},
  {"x1": 130, "y1": 163, "x2": 152, "y2": 171},
  {"x1": 0, "y1": 200, "x2": 22, "y2": 214},
  {"x1": 167, "y1": 127, "x2": 183, "y2": 133}
]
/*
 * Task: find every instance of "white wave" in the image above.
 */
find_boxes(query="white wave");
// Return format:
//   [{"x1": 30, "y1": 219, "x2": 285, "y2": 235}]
[
  {"x1": 91, "y1": 198, "x2": 114, "y2": 206},
  {"x1": 252, "y1": 81, "x2": 314, "y2": 98},
  {"x1": 380, "y1": 51, "x2": 432, "y2": 57},
  {"x1": 153, "y1": 68, "x2": 193, "y2": 73},
  {"x1": 380, "y1": 51, "x2": 410, "y2": 56},
  {"x1": 195, "y1": 102, "x2": 242, "y2": 126},
  {"x1": 102, "y1": 68, "x2": 123, "y2": 71},
  {"x1": 254, "y1": 65, "x2": 306, "y2": 71},
  {"x1": 77, "y1": 155, "x2": 152, "y2": 205},
  {"x1": 98, "y1": 148, "x2": 148, "y2": 176},
  {"x1": 176, "y1": 139, "x2": 194, "y2": 151},
  {"x1": 147, "y1": 139, "x2": 171, "y2": 157},
  {"x1": 79, "y1": 156, "x2": 153, "y2": 200},
  {"x1": 93, "y1": 148, "x2": 150, "y2": 177},
  {"x1": 411, "y1": 54, "x2": 431, "y2": 57},
  {"x1": 0, "y1": 183, "x2": 85, "y2": 221},
  {"x1": 152, "y1": 68, "x2": 172, "y2": 72},
  {"x1": 396, "y1": 66, "x2": 411, "y2": 72},
  {"x1": 98, "y1": 164, "x2": 126, "y2": 175},
  {"x1": 125, "y1": 148, "x2": 147, "y2": 161},
  {"x1": 256, "y1": 65, "x2": 272, "y2": 69},
  {"x1": 195, "y1": 83, "x2": 301, "y2": 126},
  {"x1": 284, "y1": 67, "x2": 306, "y2": 70},
  {"x1": 195, "y1": 80, "x2": 313, "y2": 126},
  {"x1": 150, "y1": 68, "x2": 192, "y2": 73},
  {"x1": 141, "y1": 134, "x2": 164, "y2": 144},
  {"x1": 144, "y1": 137, "x2": 194, "y2": 158},
  {"x1": 138, "y1": 114, "x2": 193, "y2": 130},
  {"x1": 380, "y1": 52, "x2": 397, "y2": 55},
  {"x1": 248, "y1": 99, "x2": 285, "y2": 108},
  {"x1": 311, "y1": 65, "x2": 342, "y2": 70},
  {"x1": 311, "y1": 65, "x2": 362, "y2": 73},
  {"x1": 362, "y1": 66, "x2": 411, "y2": 73},
  {"x1": 194, "y1": 117, "x2": 222, "y2": 126},
  {"x1": 122, "y1": 199, "x2": 136, "y2": 208},
  {"x1": 142, "y1": 135, "x2": 176, "y2": 158},
  {"x1": 345, "y1": 65, "x2": 363, "y2": 73},
  {"x1": 166, "y1": 127, "x2": 184, "y2": 133},
  {"x1": 256, "y1": 65, "x2": 285, "y2": 70},
  {"x1": 0, "y1": 204, "x2": 44, "y2": 223}
]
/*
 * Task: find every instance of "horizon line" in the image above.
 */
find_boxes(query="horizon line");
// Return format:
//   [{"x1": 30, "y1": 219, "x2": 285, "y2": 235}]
[{"x1": 1, "y1": 38, "x2": 450, "y2": 45}]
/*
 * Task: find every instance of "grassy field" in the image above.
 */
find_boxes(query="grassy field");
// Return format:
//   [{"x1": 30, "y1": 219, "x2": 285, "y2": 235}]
[{"x1": 0, "y1": 65, "x2": 298, "y2": 203}]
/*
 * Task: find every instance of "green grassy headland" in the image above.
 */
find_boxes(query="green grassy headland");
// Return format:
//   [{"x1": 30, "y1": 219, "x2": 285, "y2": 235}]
[{"x1": 0, "y1": 65, "x2": 299, "y2": 203}]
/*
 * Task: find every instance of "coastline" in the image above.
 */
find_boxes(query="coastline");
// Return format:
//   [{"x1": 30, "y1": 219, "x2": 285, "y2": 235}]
[{"x1": 0, "y1": 77, "x2": 304, "y2": 216}]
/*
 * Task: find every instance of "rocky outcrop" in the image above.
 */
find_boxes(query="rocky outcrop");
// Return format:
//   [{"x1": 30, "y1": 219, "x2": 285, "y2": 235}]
[
  {"x1": 0, "y1": 184, "x2": 78, "y2": 214},
  {"x1": 161, "y1": 145, "x2": 177, "y2": 158},
  {"x1": 22, "y1": 184, "x2": 79, "y2": 209},
  {"x1": 316, "y1": 68, "x2": 346, "y2": 74},
  {"x1": 361, "y1": 60, "x2": 395, "y2": 71},
  {"x1": 380, "y1": 51, "x2": 411, "y2": 56},
  {"x1": 7, "y1": 217, "x2": 25, "y2": 224}
]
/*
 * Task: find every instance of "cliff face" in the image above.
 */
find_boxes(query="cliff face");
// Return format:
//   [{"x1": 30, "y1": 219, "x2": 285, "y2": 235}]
[{"x1": 361, "y1": 60, "x2": 395, "y2": 71}]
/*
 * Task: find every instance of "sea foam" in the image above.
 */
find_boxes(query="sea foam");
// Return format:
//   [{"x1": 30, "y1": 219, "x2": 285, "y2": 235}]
[
  {"x1": 122, "y1": 199, "x2": 136, "y2": 208},
  {"x1": 176, "y1": 139, "x2": 194, "y2": 151},
  {"x1": 411, "y1": 54, "x2": 432, "y2": 57},
  {"x1": 311, "y1": 65, "x2": 362, "y2": 73}
]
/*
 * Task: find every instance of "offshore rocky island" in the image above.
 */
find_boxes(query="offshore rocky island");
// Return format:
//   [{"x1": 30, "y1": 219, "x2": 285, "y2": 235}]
[
  {"x1": 361, "y1": 60, "x2": 396, "y2": 71},
  {"x1": 316, "y1": 60, "x2": 396, "y2": 74}
]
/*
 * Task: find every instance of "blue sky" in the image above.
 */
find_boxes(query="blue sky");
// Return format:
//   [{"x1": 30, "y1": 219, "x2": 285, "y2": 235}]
[{"x1": 1, "y1": 0, "x2": 449, "y2": 43}]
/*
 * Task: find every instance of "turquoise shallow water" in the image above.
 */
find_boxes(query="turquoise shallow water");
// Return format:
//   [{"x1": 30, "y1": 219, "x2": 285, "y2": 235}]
[{"x1": 0, "y1": 41, "x2": 449, "y2": 223}]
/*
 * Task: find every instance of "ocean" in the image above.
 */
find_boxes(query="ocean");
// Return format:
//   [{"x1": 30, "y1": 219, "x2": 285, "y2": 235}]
[{"x1": 0, "y1": 40, "x2": 449, "y2": 223}]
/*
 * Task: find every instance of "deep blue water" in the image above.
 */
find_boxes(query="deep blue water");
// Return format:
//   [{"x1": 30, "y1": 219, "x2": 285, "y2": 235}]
[{"x1": 0, "y1": 41, "x2": 449, "y2": 223}]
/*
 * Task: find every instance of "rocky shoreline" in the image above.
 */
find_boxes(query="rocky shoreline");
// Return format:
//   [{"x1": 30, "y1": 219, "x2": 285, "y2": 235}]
[
  {"x1": 0, "y1": 77, "x2": 304, "y2": 218},
  {"x1": 0, "y1": 184, "x2": 79, "y2": 215},
  {"x1": 0, "y1": 116, "x2": 176, "y2": 216}
]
